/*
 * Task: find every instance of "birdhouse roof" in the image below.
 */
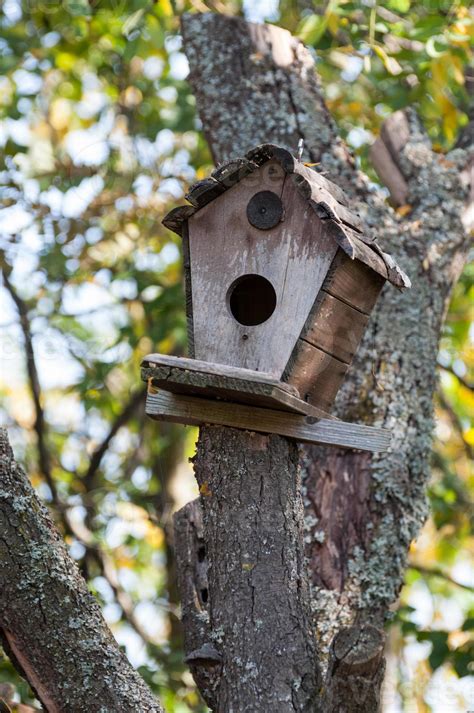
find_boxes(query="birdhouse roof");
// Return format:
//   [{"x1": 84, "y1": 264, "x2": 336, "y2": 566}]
[{"x1": 163, "y1": 143, "x2": 411, "y2": 288}]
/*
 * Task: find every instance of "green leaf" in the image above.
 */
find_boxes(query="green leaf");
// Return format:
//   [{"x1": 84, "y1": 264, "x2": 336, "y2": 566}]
[
  {"x1": 297, "y1": 14, "x2": 329, "y2": 45},
  {"x1": 122, "y1": 9, "x2": 146, "y2": 38},
  {"x1": 461, "y1": 617, "x2": 474, "y2": 632}
]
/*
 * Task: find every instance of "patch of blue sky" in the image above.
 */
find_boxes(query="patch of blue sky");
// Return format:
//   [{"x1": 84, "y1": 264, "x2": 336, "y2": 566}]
[
  {"x1": 1, "y1": 0, "x2": 22, "y2": 25},
  {"x1": 12, "y1": 68, "x2": 42, "y2": 95},
  {"x1": 155, "y1": 128, "x2": 175, "y2": 156},
  {"x1": 168, "y1": 51, "x2": 189, "y2": 81},
  {"x1": 243, "y1": 0, "x2": 279, "y2": 23},
  {"x1": 65, "y1": 127, "x2": 110, "y2": 167},
  {"x1": 5, "y1": 117, "x2": 31, "y2": 146},
  {"x1": 0, "y1": 203, "x2": 33, "y2": 234},
  {"x1": 143, "y1": 55, "x2": 164, "y2": 80}
]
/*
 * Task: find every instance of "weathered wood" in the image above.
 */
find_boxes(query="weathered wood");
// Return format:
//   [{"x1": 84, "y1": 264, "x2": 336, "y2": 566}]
[
  {"x1": 211, "y1": 157, "x2": 256, "y2": 188},
  {"x1": 245, "y1": 143, "x2": 350, "y2": 207},
  {"x1": 295, "y1": 163, "x2": 350, "y2": 208},
  {"x1": 145, "y1": 391, "x2": 391, "y2": 452},
  {"x1": 162, "y1": 141, "x2": 410, "y2": 288},
  {"x1": 338, "y1": 227, "x2": 391, "y2": 282},
  {"x1": 174, "y1": 501, "x2": 220, "y2": 709},
  {"x1": 185, "y1": 177, "x2": 225, "y2": 208},
  {"x1": 142, "y1": 353, "x2": 299, "y2": 393},
  {"x1": 284, "y1": 339, "x2": 349, "y2": 412},
  {"x1": 188, "y1": 160, "x2": 338, "y2": 375},
  {"x1": 291, "y1": 167, "x2": 365, "y2": 234},
  {"x1": 301, "y1": 290, "x2": 369, "y2": 364},
  {"x1": 324, "y1": 626, "x2": 386, "y2": 712},
  {"x1": 369, "y1": 137, "x2": 409, "y2": 207},
  {"x1": 181, "y1": 224, "x2": 195, "y2": 358},
  {"x1": 141, "y1": 353, "x2": 333, "y2": 416},
  {"x1": 162, "y1": 205, "x2": 195, "y2": 236},
  {"x1": 322, "y1": 249, "x2": 386, "y2": 314}
]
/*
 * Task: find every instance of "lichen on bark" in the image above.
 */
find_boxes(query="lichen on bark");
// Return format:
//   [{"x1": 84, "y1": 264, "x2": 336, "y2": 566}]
[
  {"x1": 192, "y1": 426, "x2": 318, "y2": 712},
  {"x1": 0, "y1": 428, "x2": 163, "y2": 713}
]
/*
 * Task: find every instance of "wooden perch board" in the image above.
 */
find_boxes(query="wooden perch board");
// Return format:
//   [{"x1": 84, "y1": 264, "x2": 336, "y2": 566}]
[
  {"x1": 145, "y1": 390, "x2": 391, "y2": 452},
  {"x1": 141, "y1": 353, "x2": 332, "y2": 419}
]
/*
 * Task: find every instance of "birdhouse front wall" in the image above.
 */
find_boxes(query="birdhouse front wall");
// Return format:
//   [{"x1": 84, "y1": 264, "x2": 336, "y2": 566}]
[{"x1": 186, "y1": 160, "x2": 338, "y2": 377}]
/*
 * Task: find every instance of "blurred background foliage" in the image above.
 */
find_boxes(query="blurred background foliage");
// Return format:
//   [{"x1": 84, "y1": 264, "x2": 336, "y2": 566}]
[{"x1": 0, "y1": 0, "x2": 472, "y2": 711}]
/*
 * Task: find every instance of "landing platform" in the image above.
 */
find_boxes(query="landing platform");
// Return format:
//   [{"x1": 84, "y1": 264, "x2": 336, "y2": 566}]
[
  {"x1": 141, "y1": 354, "x2": 391, "y2": 452},
  {"x1": 141, "y1": 353, "x2": 330, "y2": 418}
]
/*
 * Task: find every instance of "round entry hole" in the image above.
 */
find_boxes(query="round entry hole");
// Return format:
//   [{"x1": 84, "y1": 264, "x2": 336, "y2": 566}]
[{"x1": 228, "y1": 274, "x2": 277, "y2": 326}]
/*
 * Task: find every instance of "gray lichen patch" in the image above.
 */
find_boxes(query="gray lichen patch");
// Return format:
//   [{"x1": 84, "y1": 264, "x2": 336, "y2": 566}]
[{"x1": 0, "y1": 429, "x2": 163, "y2": 713}]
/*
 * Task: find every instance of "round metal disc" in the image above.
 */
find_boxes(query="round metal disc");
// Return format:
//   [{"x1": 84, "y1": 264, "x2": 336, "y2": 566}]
[{"x1": 246, "y1": 191, "x2": 283, "y2": 230}]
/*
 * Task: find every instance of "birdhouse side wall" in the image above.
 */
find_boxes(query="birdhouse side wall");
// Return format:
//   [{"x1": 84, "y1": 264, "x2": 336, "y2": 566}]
[
  {"x1": 283, "y1": 249, "x2": 386, "y2": 411},
  {"x1": 186, "y1": 161, "x2": 339, "y2": 376},
  {"x1": 181, "y1": 224, "x2": 195, "y2": 358}
]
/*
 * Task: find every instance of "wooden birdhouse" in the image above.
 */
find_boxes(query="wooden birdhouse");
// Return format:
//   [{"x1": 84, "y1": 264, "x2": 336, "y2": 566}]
[{"x1": 142, "y1": 144, "x2": 410, "y2": 452}]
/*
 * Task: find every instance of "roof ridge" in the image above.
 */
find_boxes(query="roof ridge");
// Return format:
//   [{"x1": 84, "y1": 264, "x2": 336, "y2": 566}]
[{"x1": 162, "y1": 143, "x2": 411, "y2": 289}]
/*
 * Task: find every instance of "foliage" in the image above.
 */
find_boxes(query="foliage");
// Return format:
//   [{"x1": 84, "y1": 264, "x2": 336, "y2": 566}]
[
  {"x1": 0, "y1": 1, "x2": 472, "y2": 711},
  {"x1": 287, "y1": 0, "x2": 473, "y2": 153}
]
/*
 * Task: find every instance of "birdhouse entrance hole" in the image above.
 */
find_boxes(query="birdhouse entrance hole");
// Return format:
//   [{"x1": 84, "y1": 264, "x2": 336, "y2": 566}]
[{"x1": 227, "y1": 274, "x2": 277, "y2": 326}]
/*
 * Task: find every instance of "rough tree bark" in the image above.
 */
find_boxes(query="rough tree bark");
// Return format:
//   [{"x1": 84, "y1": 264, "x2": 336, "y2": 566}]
[
  {"x1": 0, "y1": 429, "x2": 163, "y2": 713},
  {"x1": 174, "y1": 12, "x2": 472, "y2": 713},
  {"x1": 194, "y1": 428, "x2": 318, "y2": 711}
]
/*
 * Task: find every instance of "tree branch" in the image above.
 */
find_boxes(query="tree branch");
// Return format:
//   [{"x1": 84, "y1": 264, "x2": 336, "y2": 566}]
[
  {"x1": 437, "y1": 391, "x2": 473, "y2": 460},
  {"x1": 438, "y1": 362, "x2": 473, "y2": 392},
  {"x1": 1, "y1": 266, "x2": 57, "y2": 502},
  {"x1": 323, "y1": 626, "x2": 386, "y2": 713},
  {"x1": 408, "y1": 564, "x2": 474, "y2": 593},
  {"x1": 82, "y1": 387, "x2": 146, "y2": 490},
  {"x1": 174, "y1": 499, "x2": 220, "y2": 710},
  {"x1": 0, "y1": 428, "x2": 163, "y2": 713}
]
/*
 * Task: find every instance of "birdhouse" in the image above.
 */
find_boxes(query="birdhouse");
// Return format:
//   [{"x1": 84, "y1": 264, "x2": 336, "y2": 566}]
[{"x1": 142, "y1": 144, "x2": 410, "y2": 452}]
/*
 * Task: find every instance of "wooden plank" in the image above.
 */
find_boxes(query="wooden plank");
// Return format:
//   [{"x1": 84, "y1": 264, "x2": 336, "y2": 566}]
[
  {"x1": 342, "y1": 227, "x2": 389, "y2": 280},
  {"x1": 322, "y1": 249, "x2": 385, "y2": 315},
  {"x1": 301, "y1": 290, "x2": 369, "y2": 364},
  {"x1": 188, "y1": 160, "x2": 338, "y2": 377},
  {"x1": 284, "y1": 339, "x2": 349, "y2": 412},
  {"x1": 181, "y1": 224, "x2": 195, "y2": 358},
  {"x1": 185, "y1": 177, "x2": 225, "y2": 208},
  {"x1": 141, "y1": 354, "x2": 332, "y2": 417},
  {"x1": 291, "y1": 167, "x2": 365, "y2": 233},
  {"x1": 162, "y1": 205, "x2": 195, "y2": 237},
  {"x1": 211, "y1": 158, "x2": 256, "y2": 189},
  {"x1": 297, "y1": 164, "x2": 350, "y2": 208},
  {"x1": 142, "y1": 354, "x2": 299, "y2": 392},
  {"x1": 145, "y1": 391, "x2": 391, "y2": 452}
]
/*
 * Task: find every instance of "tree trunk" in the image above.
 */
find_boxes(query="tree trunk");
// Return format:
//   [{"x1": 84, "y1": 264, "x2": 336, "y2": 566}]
[
  {"x1": 194, "y1": 427, "x2": 317, "y2": 712},
  {"x1": 0, "y1": 429, "x2": 163, "y2": 713},
  {"x1": 175, "y1": 12, "x2": 472, "y2": 712}
]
